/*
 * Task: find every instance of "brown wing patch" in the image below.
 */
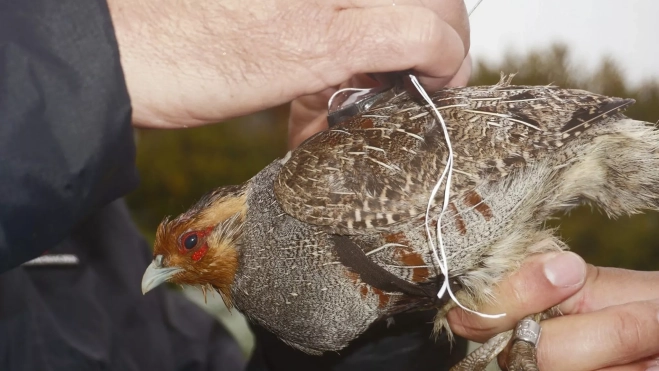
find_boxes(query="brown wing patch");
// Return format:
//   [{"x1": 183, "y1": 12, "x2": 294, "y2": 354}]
[
  {"x1": 359, "y1": 118, "x2": 374, "y2": 129},
  {"x1": 393, "y1": 246, "x2": 430, "y2": 283},
  {"x1": 464, "y1": 191, "x2": 493, "y2": 220},
  {"x1": 371, "y1": 287, "x2": 391, "y2": 308},
  {"x1": 359, "y1": 286, "x2": 369, "y2": 298},
  {"x1": 448, "y1": 202, "x2": 467, "y2": 235},
  {"x1": 384, "y1": 231, "x2": 410, "y2": 245},
  {"x1": 345, "y1": 265, "x2": 392, "y2": 304}
]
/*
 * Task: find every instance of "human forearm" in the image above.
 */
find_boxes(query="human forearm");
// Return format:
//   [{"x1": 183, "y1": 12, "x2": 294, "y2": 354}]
[{"x1": 107, "y1": 0, "x2": 470, "y2": 128}]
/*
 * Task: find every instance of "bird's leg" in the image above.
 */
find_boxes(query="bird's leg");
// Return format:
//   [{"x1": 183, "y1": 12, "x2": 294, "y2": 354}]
[
  {"x1": 441, "y1": 290, "x2": 513, "y2": 371},
  {"x1": 504, "y1": 313, "x2": 543, "y2": 371},
  {"x1": 504, "y1": 307, "x2": 560, "y2": 370},
  {"x1": 451, "y1": 307, "x2": 561, "y2": 371},
  {"x1": 450, "y1": 330, "x2": 513, "y2": 371},
  {"x1": 507, "y1": 337, "x2": 538, "y2": 371}
]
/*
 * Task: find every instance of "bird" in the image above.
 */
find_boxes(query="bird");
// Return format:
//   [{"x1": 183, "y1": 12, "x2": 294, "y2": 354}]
[{"x1": 140, "y1": 74, "x2": 659, "y2": 370}]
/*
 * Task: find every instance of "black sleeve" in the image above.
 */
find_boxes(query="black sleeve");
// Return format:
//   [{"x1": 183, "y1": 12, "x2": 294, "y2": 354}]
[
  {"x1": 246, "y1": 311, "x2": 468, "y2": 371},
  {"x1": 0, "y1": 0, "x2": 138, "y2": 272}
]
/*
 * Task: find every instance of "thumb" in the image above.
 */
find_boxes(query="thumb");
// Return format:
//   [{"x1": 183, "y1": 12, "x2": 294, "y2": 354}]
[{"x1": 448, "y1": 246, "x2": 587, "y2": 343}]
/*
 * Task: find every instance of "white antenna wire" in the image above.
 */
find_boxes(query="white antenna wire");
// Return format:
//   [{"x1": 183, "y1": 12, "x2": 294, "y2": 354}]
[
  {"x1": 468, "y1": 0, "x2": 485, "y2": 16},
  {"x1": 324, "y1": 0, "x2": 503, "y2": 319},
  {"x1": 409, "y1": 74, "x2": 505, "y2": 319},
  {"x1": 327, "y1": 88, "x2": 372, "y2": 113}
]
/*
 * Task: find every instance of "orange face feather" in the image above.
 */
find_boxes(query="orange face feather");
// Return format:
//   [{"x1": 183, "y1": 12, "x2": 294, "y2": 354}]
[{"x1": 142, "y1": 185, "x2": 247, "y2": 308}]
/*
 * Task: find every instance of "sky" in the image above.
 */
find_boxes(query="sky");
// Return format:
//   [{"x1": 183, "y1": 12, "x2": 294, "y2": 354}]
[{"x1": 466, "y1": 0, "x2": 659, "y2": 86}]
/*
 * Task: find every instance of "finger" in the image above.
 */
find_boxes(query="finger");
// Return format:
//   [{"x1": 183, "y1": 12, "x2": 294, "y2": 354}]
[
  {"x1": 598, "y1": 355, "x2": 659, "y2": 371},
  {"x1": 445, "y1": 54, "x2": 472, "y2": 87},
  {"x1": 448, "y1": 246, "x2": 587, "y2": 342},
  {"x1": 288, "y1": 110, "x2": 327, "y2": 149},
  {"x1": 335, "y1": 0, "x2": 470, "y2": 52},
  {"x1": 288, "y1": 90, "x2": 333, "y2": 149},
  {"x1": 560, "y1": 266, "x2": 659, "y2": 315},
  {"x1": 499, "y1": 353, "x2": 659, "y2": 371},
  {"x1": 536, "y1": 300, "x2": 659, "y2": 371},
  {"x1": 332, "y1": 6, "x2": 466, "y2": 90}
]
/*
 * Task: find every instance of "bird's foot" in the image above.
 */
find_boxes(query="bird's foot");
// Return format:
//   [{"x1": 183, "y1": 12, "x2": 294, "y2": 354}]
[
  {"x1": 449, "y1": 330, "x2": 512, "y2": 371},
  {"x1": 505, "y1": 339, "x2": 539, "y2": 371},
  {"x1": 451, "y1": 312, "x2": 548, "y2": 371},
  {"x1": 502, "y1": 313, "x2": 544, "y2": 371}
]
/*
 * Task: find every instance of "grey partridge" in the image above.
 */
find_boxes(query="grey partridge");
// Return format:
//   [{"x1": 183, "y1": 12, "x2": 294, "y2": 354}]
[{"x1": 141, "y1": 75, "x2": 659, "y2": 370}]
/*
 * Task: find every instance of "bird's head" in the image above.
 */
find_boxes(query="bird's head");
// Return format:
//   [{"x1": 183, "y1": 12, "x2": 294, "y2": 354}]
[{"x1": 141, "y1": 185, "x2": 247, "y2": 307}]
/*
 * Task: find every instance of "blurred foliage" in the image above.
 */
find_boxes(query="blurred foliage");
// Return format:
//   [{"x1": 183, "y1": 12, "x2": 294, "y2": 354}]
[
  {"x1": 126, "y1": 107, "x2": 290, "y2": 241},
  {"x1": 126, "y1": 43, "x2": 659, "y2": 270}
]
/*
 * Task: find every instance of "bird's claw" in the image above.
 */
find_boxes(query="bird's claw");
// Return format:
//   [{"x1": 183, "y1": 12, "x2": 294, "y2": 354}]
[{"x1": 451, "y1": 314, "x2": 546, "y2": 371}]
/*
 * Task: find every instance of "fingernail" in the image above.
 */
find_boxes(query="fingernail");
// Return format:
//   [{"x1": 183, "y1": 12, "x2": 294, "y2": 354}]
[
  {"x1": 543, "y1": 252, "x2": 586, "y2": 287},
  {"x1": 645, "y1": 367, "x2": 659, "y2": 371}
]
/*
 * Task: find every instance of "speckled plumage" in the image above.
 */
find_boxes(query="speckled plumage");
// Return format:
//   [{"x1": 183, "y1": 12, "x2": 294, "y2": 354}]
[
  {"x1": 275, "y1": 75, "x2": 634, "y2": 233},
  {"x1": 148, "y1": 76, "x2": 659, "y2": 370}
]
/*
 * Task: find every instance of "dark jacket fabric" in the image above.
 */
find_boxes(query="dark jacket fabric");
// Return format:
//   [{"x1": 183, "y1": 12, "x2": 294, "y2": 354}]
[
  {"x1": 0, "y1": 0, "x2": 136, "y2": 272},
  {"x1": 0, "y1": 0, "x2": 246, "y2": 370},
  {"x1": 0, "y1": 0, "x2": 466, "y2": 370},
  {"x1": 247, "y1": 311, "x2": 468, "y2": 371}
]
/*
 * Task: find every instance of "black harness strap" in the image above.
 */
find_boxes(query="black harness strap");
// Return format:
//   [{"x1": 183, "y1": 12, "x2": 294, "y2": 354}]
[{"x1": 331, "y1": 235, "x2": 440, "y2": 300}]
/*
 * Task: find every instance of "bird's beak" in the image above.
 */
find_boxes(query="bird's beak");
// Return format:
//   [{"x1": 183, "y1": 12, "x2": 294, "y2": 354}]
[{"x1": 141, "y1": 255, "x2": 183, "y2": 295}]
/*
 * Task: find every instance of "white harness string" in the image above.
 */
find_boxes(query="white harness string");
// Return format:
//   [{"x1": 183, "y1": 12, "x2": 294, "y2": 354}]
[
  {"x1": 326, "y1": 0, "x2": 504, "y2": 319},
  {"x1": 409, "y1": 74, "x2": 505, "y2": 319}
]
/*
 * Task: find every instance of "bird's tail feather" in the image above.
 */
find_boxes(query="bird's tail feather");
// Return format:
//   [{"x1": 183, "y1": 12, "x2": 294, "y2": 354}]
[{"x1": 560, "y1": 119, "x2": 659, "y2": 217}]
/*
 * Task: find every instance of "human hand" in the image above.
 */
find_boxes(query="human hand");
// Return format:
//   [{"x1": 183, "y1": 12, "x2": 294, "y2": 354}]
[
  {"x1": 107, "y1": 0, "x2": 469, "y2": 129},
  {"x1": 448, "y1": 245, "x2": 659, "y2": 370}
]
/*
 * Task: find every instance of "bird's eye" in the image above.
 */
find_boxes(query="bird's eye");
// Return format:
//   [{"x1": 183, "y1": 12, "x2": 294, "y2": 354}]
[{"x1": 183, "y1": 233, "x2": 198, "y2": 250}]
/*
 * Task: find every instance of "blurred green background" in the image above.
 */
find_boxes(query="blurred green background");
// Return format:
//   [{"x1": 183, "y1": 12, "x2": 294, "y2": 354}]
[{"x1": 124, "y1": 44, "x2": 659, "y2": 355}]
